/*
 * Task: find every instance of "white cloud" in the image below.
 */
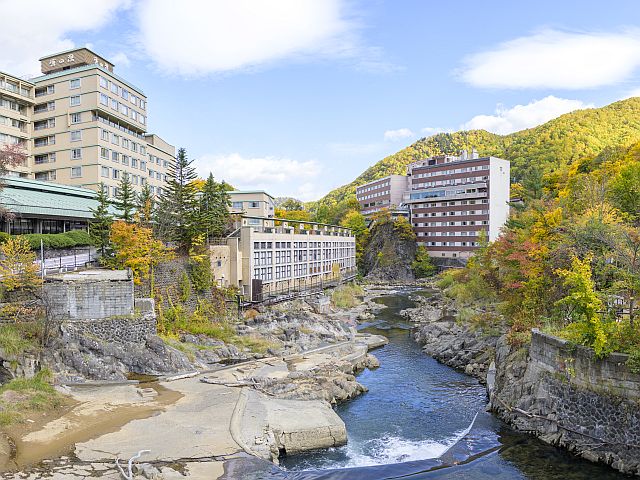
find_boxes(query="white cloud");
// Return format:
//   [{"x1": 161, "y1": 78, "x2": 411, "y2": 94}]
[
  {"x1": 384, "y1": 128, "x2": 414, "y2": 141},
  {"x1": 459, "y1": 28, "x2": 640, "y2": 89},
  {"x1": 110, "y1": 52, "x2": 131, "y2": 68},
  {"x1": 462, "y1": 96, "x2": 592, "y2": 135},
  {"x1": 0, "y1": 0, "x2": 130, "y2": 76},
  {"x1": 136, "y1": 0, "x2": 365, "y2": 76},
  {"x1": 195, "y1": 153, "x2": 322, "y2": 201}
]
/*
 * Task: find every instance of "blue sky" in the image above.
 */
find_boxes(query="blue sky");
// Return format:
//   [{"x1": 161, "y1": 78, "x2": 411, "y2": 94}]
[{"x1": 2, "y1": 0, "x2": 640, "y2": 200}]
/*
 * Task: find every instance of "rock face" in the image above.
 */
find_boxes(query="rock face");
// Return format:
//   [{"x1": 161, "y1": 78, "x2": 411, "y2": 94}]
[
  {"x1": 362, "y1": 219, "x2": 416, "y2": 283},
  {"x1": 406, "y1": 293, "x2": 500, "y2": 382},
  {"x1": 489, "y1": 330, "x2": 640, "y2": 476}
]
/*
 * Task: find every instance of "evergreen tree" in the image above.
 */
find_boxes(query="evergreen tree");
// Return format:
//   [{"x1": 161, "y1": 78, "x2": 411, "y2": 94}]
[
  {"x1": 113, "y1": 172, "x2": 136, "y2": 223},
  {"x1": 89, "y1": 183, "x2": 113, "y2": 256},
  {"x1": 155, "y1": 148, "x2": 199, "y2": 250},
  {"x1": 199, "y1": 173, "x2": 230, "y2": 241},
  {"x1": 137, "y1": 183, "x2": 155, "y2": 228}
]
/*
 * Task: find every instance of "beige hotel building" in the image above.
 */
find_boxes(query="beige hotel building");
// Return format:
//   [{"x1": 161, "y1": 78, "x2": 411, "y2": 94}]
[{"x1": 0, "y1": 48, "x2": 174, "y2": 197}]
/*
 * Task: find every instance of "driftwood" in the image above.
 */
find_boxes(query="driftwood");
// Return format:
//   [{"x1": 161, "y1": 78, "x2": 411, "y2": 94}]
[{"x1": 116, "y1": 449, "x2": 150, "y2": 480}]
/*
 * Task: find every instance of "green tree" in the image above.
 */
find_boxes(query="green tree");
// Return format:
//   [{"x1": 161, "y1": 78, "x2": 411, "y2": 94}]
[
  {"x1": 340, "y1": 210, "x2": 369, "y2": 265},
  {"x1": 155, "y1": 148, "x2": 199, "y2": 250},
  {"x1": 199, "y1": 173, "x2": 230, "y2": 241},
  {"x1": 136, "y1": 183, "x2": 154, "y2": 228},
  {"x1": 280, "y1": 198, "x2": 304, "y2": 211},
  {"x1": 113, "y1": 172, "x2": 136, "y2": 223},
  {"x1": 412, "y1": 246, "x2": 437, "y2": 278},
  {"x1": 89, "y1": 183, "x2": 113, "y2": 256},
  {"x1": 610, "y1": 162, "x2": 640, "y2": 222}
]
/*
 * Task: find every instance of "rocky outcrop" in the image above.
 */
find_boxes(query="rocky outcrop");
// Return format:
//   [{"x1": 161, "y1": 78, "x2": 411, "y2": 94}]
[
  {"x1": 406, "y1": 293, "x2": 501, "y2": 382},
  {"x1": 362, "y1": 219, "x2": 416, "y2": 283},
  {"x1": 44, "y1": 333, "x2": 194, "y2": 383}
]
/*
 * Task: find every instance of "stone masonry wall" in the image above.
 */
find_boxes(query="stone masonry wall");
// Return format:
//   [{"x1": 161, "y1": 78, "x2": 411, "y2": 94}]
[
  {"x1": 61, "y1": 298, "x2": 157, "y2": 344},
  {"x1": 489, "y1": 329, "x2": 640, "y2": 476}
]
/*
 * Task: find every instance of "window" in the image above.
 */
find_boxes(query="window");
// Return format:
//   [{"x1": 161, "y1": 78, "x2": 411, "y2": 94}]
[
  {"x1": 111, "y1": 82, "x2": 119, "y2": 95},
  {"x1": 140, "y1": 100, "x2": 146, "y2": 110},
  {"x1": 131, "y1": 158, "x2": 138, "y2": 168},
  {"x1": 122, "y1": 138, "x2": 129, "y2": 149},
  {"x1": 112, "y1": 169, "x2": 120, "y2": 180},
  {"x1": 101, "y1": 166, "x2": 109, "y2": 178},
  {"x1": 139, "y1": 115, "x2": 145, "y2": 125},
  {"x1": 71, "y1": 166, "x2": 82, "y2": 178},
  {"x1": 71, "y1": 148, "x2": 82, "y2": 160},
  {"x1": 69, "y1": 78, "x2": 81, "y2": 89},
  {"x1": 111, "y1": 98, "x2": 118, "y2": 110},
  {"x1": 121, "y1": 155, "x2": 129, "y2": 166},
  {"x1": 101, "y1": 129, "x2": 110, "y2": 141},
  {"x1": 112, "y1": 151, "x2": 119, "y2": 162},
  {"x1": 121, "y1": 89, "x2": 129, "y2": 100},
  {"x1": 100, "y1": 147, "x2": 109, "y2": 159},
  {"x1": 100, "y1": 93, "x2": 109, "y2": 106},
  {"x1": 99, "y1": 76, "x2": 108, "y2": 88},
  {"x1": 70, "y1": 112, "x2": 82, "y2": 124},
  {"x1": 70, "y1": 130, "x2": 82, "y2": 142},
  {"x1": 249, "y1": 201, "x2": 259, "y2": 208},
  {"x1": 35, "y1": 85, "x2": 54, "y2": 97},
  {"x1": 70, "y1": 95, "x2": 81, "y2": 106},
  {"x1": 232, "y1": 201, "x2": 243, "y2": 209},
  {"x1": 111, "y1": 134, "x2": 120, "y2": 145}
]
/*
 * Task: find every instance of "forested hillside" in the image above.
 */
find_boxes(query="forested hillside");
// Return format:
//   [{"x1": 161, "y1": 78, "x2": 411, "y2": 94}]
[{"x1": 311, "y1": 97, "x2": 640, "y2": 223}]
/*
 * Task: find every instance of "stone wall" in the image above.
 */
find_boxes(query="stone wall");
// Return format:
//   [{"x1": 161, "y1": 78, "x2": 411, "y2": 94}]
[
  {"x1": 489, "y1": 329, "x2": 640, "y2": 476},
  {"x1": 44, "y1": 270, "x2": 134, "y2": 320},
  {"x1": 61, "y1": 298, "x2": 157, "y2": 344}
]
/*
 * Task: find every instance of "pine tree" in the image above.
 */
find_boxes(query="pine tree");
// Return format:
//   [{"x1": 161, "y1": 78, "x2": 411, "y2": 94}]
[
  {"x1": 199, "y1": 173, "x2": 230, "y2": 241},
  {"x1": 137, "y1": 183, "x2": 155, "y2": 228},
  {"x1": 89, "y1": 183, "x2": 113, "y2": 256},
  {"x1": 155, "y1": 148, "x2": 199, "y2": 250},
  {"x1": 113, "y1": 172, "x2": 136, "y2": 223}
]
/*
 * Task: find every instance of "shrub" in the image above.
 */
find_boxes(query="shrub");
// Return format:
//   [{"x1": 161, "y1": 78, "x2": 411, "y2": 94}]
[
  {"x1": 413, "y1": 246, "x2": 437, "y2": 278},
  {"x1": 331, "y1": 282, "x2": 364, "y2": 308},
  {"x1": 0, "y1": 232, "x2": 9, "y2": 244},
  {"x1": 21, "y1": 231, "x2": 93, "y2": 250},
  {"x1": 0, "y1": 325, "x2": 36, "y2": 356}
]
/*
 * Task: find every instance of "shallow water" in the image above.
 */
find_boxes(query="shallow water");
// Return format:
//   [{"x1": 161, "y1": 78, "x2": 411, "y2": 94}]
[{"x1": 278, "y1": 290, "x2": 632, "y2": 479}]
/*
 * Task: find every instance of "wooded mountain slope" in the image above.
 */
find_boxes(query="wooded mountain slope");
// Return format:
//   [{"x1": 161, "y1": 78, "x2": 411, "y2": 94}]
[{"x1": 313, "y1": 97, "x2": 640, "y2": 213}]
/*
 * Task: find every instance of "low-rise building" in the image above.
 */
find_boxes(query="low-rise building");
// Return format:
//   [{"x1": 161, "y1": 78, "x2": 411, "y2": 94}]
[
  {"x1": 355, "y1": 175, "x2": 408, "y2": 216},
  {"x1": 0, "y1": 176, "x2": 100, "y2": 234},
  {"x1": 211, "y1": 216, "x2": 356, "y2": 302}
]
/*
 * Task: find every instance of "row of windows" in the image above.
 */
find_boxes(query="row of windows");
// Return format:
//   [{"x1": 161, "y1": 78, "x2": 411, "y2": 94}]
[
  {"x1": 357, "y1": 189, "x2": 389, "y2": 201},
  {"x1": 357, "y1": 180, "x2": 390, "y2": 194},
  {"x1": 0, "y1": 96, "x2": 28, "y2": 115},
  {"x1": 0, "y1": 132, "x2": 25, "y2": 146},
  {"x1": 0, "y1": 115, "x2": 26, "y2": 130},
  {"x1": 100, "y1": 129, "x2": 147, "y2": 155},
  {"x1": 412, "y1": 176, "x2": 488, "y2": 190},
  {"x1": 414, "y1": 220, "x2": 489, "y2": 227},
  {"x1": 414, "y1": 210, "x2": 489, "y2": 218},
  {"x1": 412, "y1": 165, "x2": 489, "y2": 178},
  {"x1": 422, "y1": 241, "x2": 480, "y2": 247},
  {"x1": 409, "y1": 187, "x2": 488, "y2": 200},
  {"x1": 416, "y1": 230, "x2": 483, "y2": 237},
  {"x1": 1, "y1": 79, "x2": 31, "y2": 97},
  {"x1": 412, "y1": 199, "x2": 488, "y2": 209},
  {"x1": 98, "y1": 76, "x2": 146, "y2": 110},
  {"x1": 98, "y1": 93, "x2": 146, "y2": 124}
]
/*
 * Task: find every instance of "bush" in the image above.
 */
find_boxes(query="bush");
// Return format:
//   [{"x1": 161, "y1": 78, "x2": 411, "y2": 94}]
[
  {"x1": 413, "y1": 246, "x2": 437, "y2": 278},
  {"x1": 331, "y1": 282, "x2": 365, "y2": 308},
  {"x1": 20, "y1": 231, "x2": 93, "y2": 250},
  {"x1": 0, "y1": 232, "x2": 9, "y2": 245},
  {"x1": 0, "y1": 324, "x2": 36, "y2": 356}
]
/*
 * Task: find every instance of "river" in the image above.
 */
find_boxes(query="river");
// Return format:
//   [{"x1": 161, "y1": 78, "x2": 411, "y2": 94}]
[{"x1": 278, "y1": 289, "x2": 632, "y2": 480}]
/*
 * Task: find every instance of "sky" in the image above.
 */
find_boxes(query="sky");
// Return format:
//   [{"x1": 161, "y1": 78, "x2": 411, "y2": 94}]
[{"x1": 2, "y1": 0, "x2": 640, "y2": 201}]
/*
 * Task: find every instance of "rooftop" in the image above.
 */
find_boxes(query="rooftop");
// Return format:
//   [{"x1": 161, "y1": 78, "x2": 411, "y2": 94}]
[
  {"x1": 31, "y1": 63, "x2": 144, "y2": 96},
  {"x1": 229, "y1": 190, "x2": 275, "y2": 199}
]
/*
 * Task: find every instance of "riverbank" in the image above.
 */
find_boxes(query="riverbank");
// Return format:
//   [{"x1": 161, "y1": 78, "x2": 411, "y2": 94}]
[
  {"x1": 405, "y1": 284, "x2": 640, "y2": 477},
  {"x1": 0, "y1": 290, "x2": 388, "y2": 479}
]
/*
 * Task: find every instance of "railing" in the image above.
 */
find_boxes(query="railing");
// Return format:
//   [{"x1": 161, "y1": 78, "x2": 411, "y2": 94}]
[{"x1": 35, "y1": 247, "x2": 99, "y2": 276}]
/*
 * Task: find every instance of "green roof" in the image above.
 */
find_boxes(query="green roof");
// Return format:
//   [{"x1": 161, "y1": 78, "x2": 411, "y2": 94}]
[{"x1": 0, "y1": 177, "x2": 99, "y2": 219}]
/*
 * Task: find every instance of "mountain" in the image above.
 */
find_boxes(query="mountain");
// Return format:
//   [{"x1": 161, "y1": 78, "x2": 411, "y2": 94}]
[{"x1": 313, "y1": 97, "x2": 640, "y2": 215}]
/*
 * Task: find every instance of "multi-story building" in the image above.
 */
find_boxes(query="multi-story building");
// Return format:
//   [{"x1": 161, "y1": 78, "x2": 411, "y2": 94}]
[
  {"x1": 355, "y1": 175, "x2": 408, "y2": 216},
  {"x1": 0, "y1": 71, "x2": 34, "y2": 177},
  {"x1": 210, "y1": 216, "x2": 356, "y2": 301},
  {"x1": 407, "y1": 150, "x2": 510, "y2": 259},
  {"x1": 229, "y1": 191, "x2": 275, "y2": 219},
  {"x1": 21, "y1": 48, "x2": 172, "y2": 197}
]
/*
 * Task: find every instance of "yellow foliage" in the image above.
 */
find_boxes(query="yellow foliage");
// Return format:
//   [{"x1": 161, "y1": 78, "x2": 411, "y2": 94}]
[
  {"x1": 0, "y1": 236, "x2": 41, "y2": 292},
  {"x1": 108, "y1": 221, "x2": 175, "y2": 284}
]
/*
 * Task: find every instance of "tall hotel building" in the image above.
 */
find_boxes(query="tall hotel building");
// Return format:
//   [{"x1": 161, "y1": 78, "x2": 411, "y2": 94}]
[
  {"x1": 407, "y1": 151, "x2": 510, "y2": 259},
  {"x1": 1, "y1": 48, "x2": 173, "y2": 197},
  {"x1": 355, "y1": 175, "x2": 409, "y2": 216},
  {"x1": 0, "y1": 71, "x2": 34, "y2": 177}
]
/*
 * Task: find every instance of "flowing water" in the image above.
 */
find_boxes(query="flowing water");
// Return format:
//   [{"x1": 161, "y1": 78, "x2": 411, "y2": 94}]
[{"x1": 277, "y1": 290, "x2": 632, "y2": 480}]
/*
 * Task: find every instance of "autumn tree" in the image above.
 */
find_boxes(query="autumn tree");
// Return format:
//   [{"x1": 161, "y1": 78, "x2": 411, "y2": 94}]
[
  {"x1": 113, "y1": 172, "x2": 136, "y2": 223},
  {"x1": 89, "y1": 183, "x2": 113, "y2": 256},
  {"x1": 0, "y1": 236, "x2": 41, "y2": 293},
  {"x1": 108, "y1": 221, "x2": 174, "y2": 285}
]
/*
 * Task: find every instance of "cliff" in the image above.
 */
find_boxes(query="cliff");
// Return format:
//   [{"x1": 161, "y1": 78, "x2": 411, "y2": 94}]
[{"x1": 362, "y1": 217, "x2": 416, "y2": 283}]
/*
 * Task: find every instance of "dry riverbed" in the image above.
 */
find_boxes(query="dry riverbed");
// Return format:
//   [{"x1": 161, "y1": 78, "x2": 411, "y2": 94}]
[{"x1": 0, "y1": 333, "x2": 387, "y2": 479}]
